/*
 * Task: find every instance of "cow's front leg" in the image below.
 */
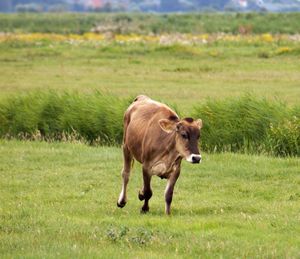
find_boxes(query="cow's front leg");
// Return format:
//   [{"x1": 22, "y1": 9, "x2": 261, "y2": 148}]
[
  {"x1": 164, "y1": 167, "x2": 180, "y2": 215},
  {"x1": 139, "y1": 167, "x2": 152, "y2": 213}
]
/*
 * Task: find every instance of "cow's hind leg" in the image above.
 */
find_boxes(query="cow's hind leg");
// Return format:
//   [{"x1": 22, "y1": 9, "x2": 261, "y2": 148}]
[
  {"x1": 139, "y1": 167, "x2": 152, "y2": 213},
  {"x1": 117, "y1": 145, "x2": 133, "y2": 208}
]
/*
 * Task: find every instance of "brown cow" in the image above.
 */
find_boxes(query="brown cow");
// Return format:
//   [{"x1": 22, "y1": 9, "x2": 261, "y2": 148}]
[{"x1": 117, "y1": 95, "x2": 203, "y2": 215}]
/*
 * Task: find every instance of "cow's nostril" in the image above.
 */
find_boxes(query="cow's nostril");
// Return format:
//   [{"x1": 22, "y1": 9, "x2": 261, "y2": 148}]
[
  {"x1": 186, "y1": 154, "x2": 202, "y2": 163},
  {"x1": 192, "y1": 155, "x2": 201, "y2": 163}
]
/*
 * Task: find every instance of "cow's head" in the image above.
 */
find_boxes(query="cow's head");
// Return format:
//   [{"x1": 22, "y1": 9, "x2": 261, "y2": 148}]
[{"x1": 159, "y1": 117, "x2": 203, "y2": 163}]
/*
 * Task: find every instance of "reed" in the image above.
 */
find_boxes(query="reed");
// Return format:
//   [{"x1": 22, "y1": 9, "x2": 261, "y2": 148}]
[
  {"x1": 0, "y1": 91, "x2": 130, "y2": 145},
  {"x1": 192, "y1": 95, "x2": 299, "y2": 156},
  {"x1": 0, "y1": 92, "x2": 299, "y2": 156}
]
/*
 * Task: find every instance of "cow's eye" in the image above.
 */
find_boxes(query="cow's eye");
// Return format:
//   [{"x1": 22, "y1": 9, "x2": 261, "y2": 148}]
[{"x1": 181, "y1": 133, "x2": 188, "y2": 139}]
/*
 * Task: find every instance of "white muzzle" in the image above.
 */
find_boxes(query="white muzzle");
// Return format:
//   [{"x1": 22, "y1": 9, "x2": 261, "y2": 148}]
[{"x1": 186, "y1": 154, "x2": 202, "y2": 164}]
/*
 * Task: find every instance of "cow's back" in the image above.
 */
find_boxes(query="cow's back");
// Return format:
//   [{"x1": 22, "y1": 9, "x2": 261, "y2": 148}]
[{"x1": 123, "y1": 95, "x2": 178, "y2": 163}]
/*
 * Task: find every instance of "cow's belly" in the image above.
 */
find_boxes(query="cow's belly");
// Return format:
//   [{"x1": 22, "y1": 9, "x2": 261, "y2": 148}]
[{"x1": 150, "y1": 161, "x2": 173, "y2": 178}]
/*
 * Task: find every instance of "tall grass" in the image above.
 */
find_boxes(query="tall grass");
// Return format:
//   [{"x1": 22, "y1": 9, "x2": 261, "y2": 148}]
[
  {"x1": 0, "y1": 92, "x2": 299, "y2": 156},
  {"x1": 0, "y1": 91, "x2": 130, "y2": 145},
  {"x1": 193, "y1": 95, "x2": 299, "y2": 156},
  {"x1": 265, "y1": 116, "x2": 300, "y2": 157}
]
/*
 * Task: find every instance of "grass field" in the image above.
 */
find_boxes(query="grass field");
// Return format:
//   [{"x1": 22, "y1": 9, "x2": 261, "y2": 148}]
[
  {"x1": 1, "y1": 13, "x2": 300, "y2": 34},
  {"x1": 0, "y1": 13, "x2": 299, "y2": 257},
  {"x1": 1, "y1": 36, "x2": 300, "y2": 112},
  {"x1": 0, "y1": 140, "x2": 299, "y2": 258}
]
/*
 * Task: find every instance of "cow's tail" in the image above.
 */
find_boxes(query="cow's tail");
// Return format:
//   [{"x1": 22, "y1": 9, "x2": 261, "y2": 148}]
[{"x1": 122, "y1": 113, "x2": 129, "y2": 144}]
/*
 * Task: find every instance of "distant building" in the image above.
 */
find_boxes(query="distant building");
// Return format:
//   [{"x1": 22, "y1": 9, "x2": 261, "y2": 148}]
[{"x1": 92, "y1": 0, "x2": 103, "y2": 9}]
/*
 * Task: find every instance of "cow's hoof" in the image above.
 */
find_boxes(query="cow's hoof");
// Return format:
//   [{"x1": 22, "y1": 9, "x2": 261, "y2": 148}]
[
  {"x1": 117, "y1": 201, "x2": 126, "y2": 208},
  {"x1": 138, "y1": 191, "x2": 145, "y2": 201},
  {"x1": 140, "y1": 205, "x2": 149, "y2": 213},
  {"x1": 140, "y1": 209, "x2": 149, "y2": 214}
]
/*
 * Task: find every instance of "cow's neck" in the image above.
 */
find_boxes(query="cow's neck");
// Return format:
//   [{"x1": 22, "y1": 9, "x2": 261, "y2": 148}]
[
  {"x1": 161, "y1": 131, "x2": 181, "y2": 165},
  {"x1": 147, "y1": 131, "x2": 182, "y2": 177}
]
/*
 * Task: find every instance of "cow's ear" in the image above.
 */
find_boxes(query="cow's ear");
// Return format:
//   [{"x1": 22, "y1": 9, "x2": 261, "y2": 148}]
[
  {"x1": 195, "y1": 119, "x2": 203, "y2": 129},
  {"x1": 159, "y1": 119, "x2": 177, "y2": 133}
]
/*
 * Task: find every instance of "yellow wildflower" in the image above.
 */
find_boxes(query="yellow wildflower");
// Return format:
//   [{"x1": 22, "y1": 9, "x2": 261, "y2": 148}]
[
  {"x1": 261, "y1": 33, "x2": 273, "y2": 43},
  {"x1": 275, "y1": 46, "x2": 292, "y2": 55}
]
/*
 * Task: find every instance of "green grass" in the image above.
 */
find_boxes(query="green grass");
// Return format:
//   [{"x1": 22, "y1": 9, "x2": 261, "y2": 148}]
[
  {"x1": 1, "y1": 92, "x2": 299, "y2": 156},
  {"x1": 1, "y1": 38, "x2": 299, "y2": 156},
  {"x1": 1, "y1": 12, "x2": 300, "y2": 34},
  {"x1": 0, "y1": 140, "x2": 299, "y2": 257},
  {"x1": 1, "y1": 40, "x2": 300, "y2": 111},
  {"x1": 193, "y1": 95, "x2": 300, "y2": 156},
  {"x1": 0, "y1": 91, "x2": 130, "y2": 145}
]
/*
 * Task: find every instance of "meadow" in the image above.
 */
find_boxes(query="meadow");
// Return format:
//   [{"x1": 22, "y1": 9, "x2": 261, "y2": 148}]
[
  {"x1": 1, "y1": 140, "x2": 299, "y2": 258},
  {"x1": 0, "y1": 31, "x2": 300, "y2": 106},
  {"x1": 0, "y1": 31, "x2": 299, "y2": 155},
  {"x1": 0, "y1": 13, "x2": 300, "y2": 258}
]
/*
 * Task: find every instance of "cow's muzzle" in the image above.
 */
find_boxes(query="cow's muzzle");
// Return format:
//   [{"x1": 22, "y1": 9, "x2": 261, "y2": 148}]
[{"x1": 186, "y1": 154, "x2": 202, "y2": 164}]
